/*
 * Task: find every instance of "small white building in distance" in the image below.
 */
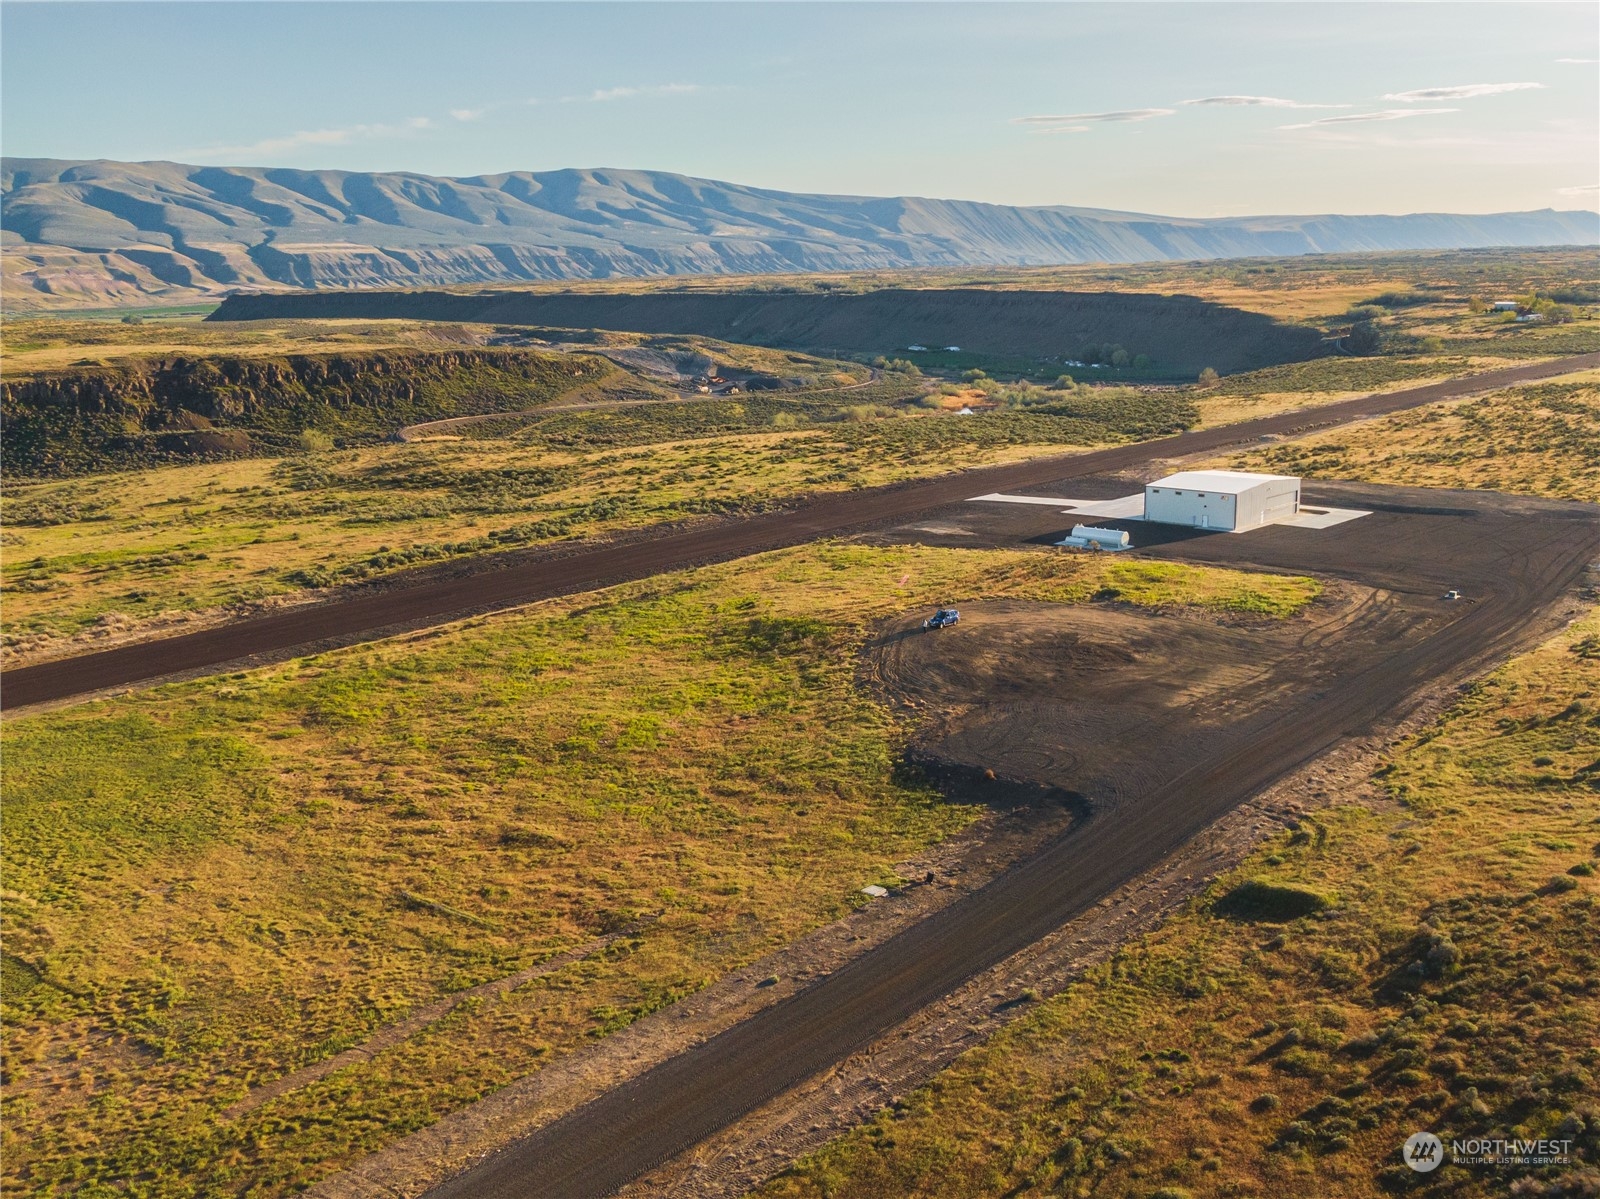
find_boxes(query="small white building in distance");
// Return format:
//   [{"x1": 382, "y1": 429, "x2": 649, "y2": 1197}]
[{"x1": 1144, "y1": 470, "x2": 1301, "y2": 532}]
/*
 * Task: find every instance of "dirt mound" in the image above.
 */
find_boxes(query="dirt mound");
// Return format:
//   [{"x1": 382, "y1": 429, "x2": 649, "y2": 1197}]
[
  {"x1": 157, "y1": 409, "x2": 215, "y2": 431},
  {"x1": 594, "y1": 346, "x2": 715, "y2": 384},
  {"x1": 161, "y1": 428, "x2": 251, "y2": 458},
  {"x1": 211, "y1": 288, "x2": 1328, "y2": 376}
]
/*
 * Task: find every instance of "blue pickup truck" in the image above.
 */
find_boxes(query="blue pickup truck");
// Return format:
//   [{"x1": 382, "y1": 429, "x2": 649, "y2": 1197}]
[{"x1": 923, "y1": 608, "x2": 961, "y2": 630}]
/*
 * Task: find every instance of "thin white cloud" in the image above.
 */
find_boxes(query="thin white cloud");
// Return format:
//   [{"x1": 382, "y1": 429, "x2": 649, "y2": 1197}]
[
  {"x1": 1182, "y1": 95, "x2": 1350, "y2": 110},
  {"x1": 1280, "y1": 108, "x2": 1458, "y2": 131},
  {"x1": 1557, "y1": 183, "x2": 1600, "y2": 195},
  {"x1": 1012, "y1": 108, "x2": 1175, "y2": 130},
  {"x1": 1384, "y1": 82, "x2": 1543, "y2": 102},
  {"x1": 185, "y1": 117, "x2": 434, "y2": 159},
  {"x1": 449, "y1": 108, "x2": 487, "y2": 122},
  {"x1": 1555, "y1": 58, "x2": 1598, "y2": 64},
  {"x1": 579, "y1": 83, "x2": 708, "y2": 103}
]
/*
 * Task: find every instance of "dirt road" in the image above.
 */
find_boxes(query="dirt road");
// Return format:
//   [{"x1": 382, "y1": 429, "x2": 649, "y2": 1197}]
[
  {"x1": 422, "y1": 486, "x2": 1600, "y2": 1198},
  {"x1": 4, "y1": 352, "x2": 1594, "y2": 711},
  {"x1": 395, "y1": 368, "x2": 881, "y2": 440}
]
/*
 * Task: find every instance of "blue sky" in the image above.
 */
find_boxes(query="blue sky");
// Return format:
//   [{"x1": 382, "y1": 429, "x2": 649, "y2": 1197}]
[{"x1": 2, "y1": 2, "x2": 1596, "y2": 216}]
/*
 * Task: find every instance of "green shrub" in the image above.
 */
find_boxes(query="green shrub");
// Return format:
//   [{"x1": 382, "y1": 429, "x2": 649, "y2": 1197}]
[{"x1": 1213, "y1": 880, "x2": 1332, "y2": 922}]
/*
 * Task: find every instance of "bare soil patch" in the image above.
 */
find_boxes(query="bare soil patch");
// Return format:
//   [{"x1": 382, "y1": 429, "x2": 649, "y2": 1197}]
[{"x1": 861, "y1": 587, "x2": 1394, "y2": 811}]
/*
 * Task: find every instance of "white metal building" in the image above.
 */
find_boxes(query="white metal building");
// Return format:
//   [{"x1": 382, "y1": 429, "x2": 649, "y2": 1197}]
[{"x1": 1144, "y1": 470, "x2": 1301, "y2": 532}]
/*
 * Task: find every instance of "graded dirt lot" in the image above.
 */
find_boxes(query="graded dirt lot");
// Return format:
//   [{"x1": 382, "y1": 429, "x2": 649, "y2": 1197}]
[
  {"x1": 6, "y1": 353, "x2": 1596, "y2": 712},
  {"x1": 420, "y1": 485, "x2": 1600, "y2": 1198},
  {"x1": 861, "y1": 588, "x2": 1398, "y2": 809}
]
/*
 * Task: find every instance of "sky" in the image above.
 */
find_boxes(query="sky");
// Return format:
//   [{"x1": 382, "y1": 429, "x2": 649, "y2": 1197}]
[{"x1": 1, "y1": 1, "x2": 1596, "y2": 217}]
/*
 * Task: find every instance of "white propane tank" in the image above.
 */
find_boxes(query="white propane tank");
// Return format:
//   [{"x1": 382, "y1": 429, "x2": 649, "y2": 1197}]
[{"x1": 1071, "y1": 524, "x2": 1130, "y2": 549}]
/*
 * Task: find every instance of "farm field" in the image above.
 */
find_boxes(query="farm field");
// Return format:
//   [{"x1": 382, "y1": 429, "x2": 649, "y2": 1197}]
[{"x1": 0, "y1": 544, "x2": 1316, "y2": 1197}]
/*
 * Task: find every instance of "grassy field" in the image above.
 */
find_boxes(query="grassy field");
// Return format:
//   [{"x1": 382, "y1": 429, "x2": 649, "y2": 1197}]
[
  {"x1": 0, "y1": 544, "x2": 1319, "y2": 1198},
  {"x1": 752, "y1": 368, "x2": 1600, "y2": 1199},
  {"x1": 5, "y1": 255, "x2": 1593, "y2": 1198},
  {"x1": 0, "y1": 317, "x2": 462, "y2": 377},
  {"x1": 0, "y1": 317, "x2": 866, "y2": 383},
  {"x1": 1229, "y1": 372, "x2": 1600, "y2": 503},
  {"x1": 10, "y1": 323, "x2": 1591, "y2": 658},
  {"x1": 0, "y1": 386, "x2": 1197, "y2": 656},
  {"x1": 758, "y1": 606, "x2": 1600, "y2": 1199},
  {"x1": 0, "y1": 321, "x2": 888, "y2": 479}
]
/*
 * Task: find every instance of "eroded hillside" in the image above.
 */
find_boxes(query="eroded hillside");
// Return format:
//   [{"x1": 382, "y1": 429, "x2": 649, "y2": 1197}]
[
  {"x1": 5, "y1": 159, "x2": 1593, "y2": 310},
  {"x1": 0, "y1": 348, "x2": 616, "y2": 475}
]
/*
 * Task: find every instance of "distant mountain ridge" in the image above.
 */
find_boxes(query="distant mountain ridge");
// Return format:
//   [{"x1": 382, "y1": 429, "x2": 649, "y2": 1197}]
[{"x1": 4, "y1": 157, "x2": 1596, "y2": 309}]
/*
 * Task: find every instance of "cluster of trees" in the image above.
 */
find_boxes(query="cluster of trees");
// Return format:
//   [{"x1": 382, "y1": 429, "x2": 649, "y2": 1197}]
[
  {"x1": 1465, "y1": 293, "x2": 1579, "y2": 323},
  {"x1": 1331, "y1": 285, "x2": 1588, "y2": 362},
  {"x1": 1073, "y1": 343, "x2": 1151, "y2": 369},
  {"x1": 953, "y1": 365, "x2": 1219, "y2": 393},
  {"x1": 872, "y1": 356, "x2": 923, "y2": 375},
  {"x1": 936, "y1": 370, "x2": 1144, "y2": 410},
  {"x1": 1363, "y1": 290, "x2": 1430, "y2": 309},
  {"x1": 1346, "y1": 321, "x2": 1383, "y2": 355},
  {"x1": 1337, "y1": 301, "x2": 1398, "y2": 355}
]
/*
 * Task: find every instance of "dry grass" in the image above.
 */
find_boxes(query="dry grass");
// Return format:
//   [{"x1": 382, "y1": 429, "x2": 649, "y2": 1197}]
[
  {"x1": 4, "y1": 376, "x2": 1202, "y2": 656},
  {"x1": 1227, "y1": 374, "x2": 1600, "y2": 502},
  {"x1": 0, "y1": 421, "x2": 1107, "y2": 654},
  {"x1": 1192, "y1": 364, "x2": 1480, "y2": 429},
  {"x1": 0, "y1": 317, "x2": 459, "y2": 377},
  {"x1": 8, "y1": 339, "x2": 1584, "y2": 658},
  {"x1": 759, "y1": 606, "x2": 1600, "y2": 1199},
  {"x1": 0, "y1": 543, "x2": 1316, "y2": 1197},
  {"x1": 0, "y1": 316, "x2": 862, "y2": 382}
]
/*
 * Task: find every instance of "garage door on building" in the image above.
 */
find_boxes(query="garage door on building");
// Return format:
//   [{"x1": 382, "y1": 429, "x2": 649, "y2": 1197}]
[{"x1": 1144, "y1": 470, "x2": 1301, "y2": 533}]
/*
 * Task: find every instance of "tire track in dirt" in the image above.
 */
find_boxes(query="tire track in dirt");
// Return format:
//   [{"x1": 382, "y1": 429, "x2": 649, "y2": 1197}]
[{"x1": 220, "y1": 917, "x2": 658, "y2": 1121}]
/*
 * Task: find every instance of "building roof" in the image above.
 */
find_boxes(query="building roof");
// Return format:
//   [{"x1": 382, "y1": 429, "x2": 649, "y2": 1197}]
[{"x1": 1148, "y1": 470, "x2": 1299, "y2": 492}]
